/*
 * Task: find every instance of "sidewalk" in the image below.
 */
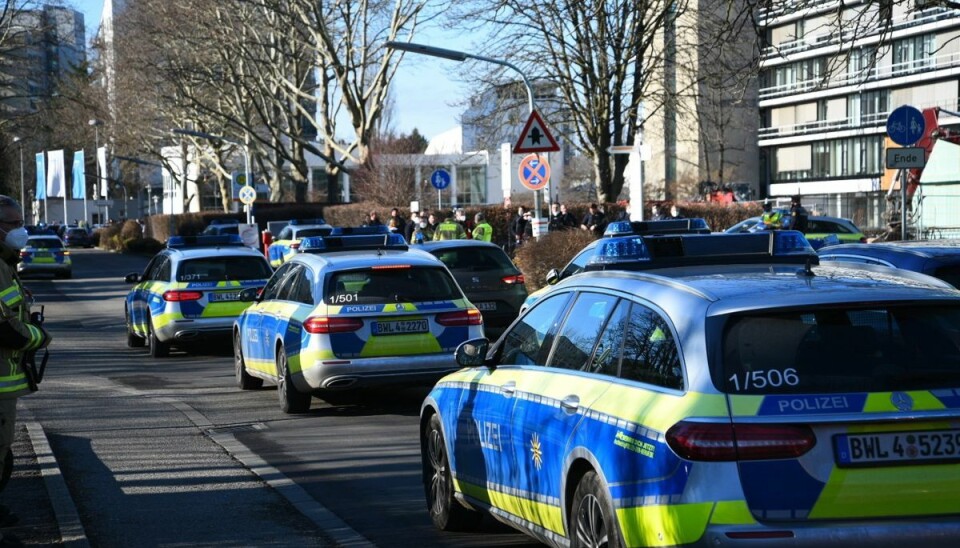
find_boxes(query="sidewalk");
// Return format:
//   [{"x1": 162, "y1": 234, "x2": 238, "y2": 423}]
[{"x1": 3, "y1": 408, "x2": 87, "y2": 547}]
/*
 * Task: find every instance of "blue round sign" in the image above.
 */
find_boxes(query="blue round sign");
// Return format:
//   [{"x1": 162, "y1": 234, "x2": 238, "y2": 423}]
[
  {"x1": 430, "y1": 168, "x2": 451, "y2": 190},
  {"x1": 886, "y1": 105, "x2": 926, "y2": 146}
]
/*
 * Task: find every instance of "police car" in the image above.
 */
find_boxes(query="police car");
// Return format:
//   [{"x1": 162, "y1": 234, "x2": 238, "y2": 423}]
[
  {"x1": 233, "y1": 232, "x2": 484, "y2": 413},
  {"x1": 819, "y1": 239, "x2": 960, "y2": 288},
  {"x1": 421, "y1": 230, "x2": 960, "y2": 547},
  {"x1": 18, "y1": 235, "x2": 72, "y2": 278},
  {"x1": 124, "y1": 235, "x2": 273, "y2": 358},
  {"x1": 266, "y1": 218, "x2": 334, "y2": 267}
]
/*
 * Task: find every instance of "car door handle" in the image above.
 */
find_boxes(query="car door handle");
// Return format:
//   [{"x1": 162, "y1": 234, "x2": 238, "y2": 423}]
[
  {"x1": 561, "y1": 395, "x2": 580, "y2": 413},
  {"x1": 501, "y1": 381, "x2": 516, "y2": 395}
]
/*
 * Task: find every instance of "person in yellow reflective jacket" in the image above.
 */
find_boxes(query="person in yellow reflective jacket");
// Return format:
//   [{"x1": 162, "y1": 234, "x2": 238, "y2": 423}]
[
  {"x1": 472, "y1": 213, "x2": 493, "y2": 242},
  {"x1": 761, "y1": 201, "x2": 783, "y2": 230},
  {"x1": 433, "y1": 212, "x2": 467, "y2": 241},
  {"x1": 0, "y1": 196, "x2": 51, "y2": 526}
]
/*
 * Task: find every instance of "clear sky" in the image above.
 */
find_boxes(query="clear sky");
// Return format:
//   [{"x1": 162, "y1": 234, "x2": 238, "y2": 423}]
[{"x1": 69, "y1": 0, "x2": 465, "y2": 141}]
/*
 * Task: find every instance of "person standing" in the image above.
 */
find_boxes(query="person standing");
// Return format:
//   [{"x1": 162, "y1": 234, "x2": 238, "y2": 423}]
[
  {"x1": 650, "y1": 204, "x2": 668, "y2": 221},
  {"x1": 387, "y1": 208, "x2": 406, "y2": 235},
  {"x1": 788, "y1": 195, "x2": 809, "y2": 233},
  {"x1": 0, "y1": 196, "x2": 51, "y2": 534},
  {"x1": 669, "y1": 205, "x2": 684, "y2": 219},
  {"x1": 558, "y1": 204, "x2": 578, "y2": 229},
  {"x1": 472, "y1": 212, "x2": 493, "y2": 242},
  {"x1": 510, "y1": 206, "x2": 529, "y2": 252},
  {"x1": 580, "y1": 203, "x2": 606, "y2": 235},
  {"x1": 548, "y1": 203, "x2": 564, "y2": 231},
  {"x1": 761, "y1": 201, "x2": 783, "y2": 230},
  {"x1": 404, "y1": 211, "x2": 420, "y2": 242},
  {"x1": 434, "y1": 211, "x2": 467, "y2": 241},
  {"x1": 365, "y1": 210, "x2": 383, "y2": 227}
]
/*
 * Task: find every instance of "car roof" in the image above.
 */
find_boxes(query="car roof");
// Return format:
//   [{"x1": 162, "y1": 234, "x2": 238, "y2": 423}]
[
  {"x1": 291, "y1": 248, "x2": 443, "y2": 270},
  {"x1": 166, "y1": 246, "x2": 267, "y2": 260},
  {"x1": 821, "y1": 240, "x2": 960, "y2": 259},
  {"x1": 553, "y1": 263, "x2": 960, "y2": 313}
]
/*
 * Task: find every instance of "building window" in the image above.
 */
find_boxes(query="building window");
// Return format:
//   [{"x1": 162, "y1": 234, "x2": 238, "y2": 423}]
[
  {"x1": 777, "y1": 135, "x2": 883, "y2": 183},
  {"x1": 893, "y1": 34, "x2": 935, "y2": 74},
  {"x1": 455, "y1": 165, "x2": 486, "y2": 205}
]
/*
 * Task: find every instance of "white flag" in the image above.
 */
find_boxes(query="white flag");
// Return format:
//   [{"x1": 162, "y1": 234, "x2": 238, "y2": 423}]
[
  {"x1": 98, "y1": 146, "x2": 108, "y2": 198},
  {"x1": 46, "y1": 150, "x2": 65, "y2": 198}
]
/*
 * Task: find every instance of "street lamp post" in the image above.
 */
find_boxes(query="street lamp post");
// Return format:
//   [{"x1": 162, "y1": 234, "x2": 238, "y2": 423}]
[
  {"x1": 88, "y1": 119, "x2": 103, "y2": 226},
  {"x1": 385, "y1": 41, "x2": 547, "y2": 237},
  {"x1": 172, "y1": 128, "x2": 251, "y2": 224},
  {"x1": 12, "y1": 137, "x2": 24, "y2": 219}
]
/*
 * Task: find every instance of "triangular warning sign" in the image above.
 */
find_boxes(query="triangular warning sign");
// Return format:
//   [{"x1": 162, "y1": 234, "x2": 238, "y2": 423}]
[{"x1": 513, "y1": 110, "x2": 560, "y2": 154}]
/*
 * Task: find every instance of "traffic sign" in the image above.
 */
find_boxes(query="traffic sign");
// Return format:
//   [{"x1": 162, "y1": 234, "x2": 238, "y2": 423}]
[
  {"x1": 430, "y1": 168, "x2": 451, "y2": 190},
  {"x1": 518, "y1": 154, "x2": 550, "y2": 191},
  {"x1": 885, "y1": 147, "x2": 926, "y2": 169},
  {"x1": 514, "y1": 110, "x2": 560, "y2": 154},
  {"x1": 887, "y1": 105, "x2": 925, "y2": 146},
  {"x1": 238, "y1": 185, "x2": 257, "y2": 205}
]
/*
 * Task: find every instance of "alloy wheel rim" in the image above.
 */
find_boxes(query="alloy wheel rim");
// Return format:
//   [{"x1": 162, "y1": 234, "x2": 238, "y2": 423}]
[
  {"x1": 427, "y1": 429, "x2": 448, "y2": 516},
  {"x1": 576, "y1": 493, "x2": 608, "y2": 548}
]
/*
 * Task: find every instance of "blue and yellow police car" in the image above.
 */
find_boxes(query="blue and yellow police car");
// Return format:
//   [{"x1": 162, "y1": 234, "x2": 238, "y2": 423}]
[
  {"x1": 421, "y1": 230, "x2": 960, "y2": 547},
  {"x1": 234, "y1": 232, "x2": 484, "y2": 413},
  {"x1": 124, "y1": 235, "x2": 273, "y2": 358},
  {"x1": 266, "y1": 218, "x2": 333, "y2": 267},
  {"x1": 18, "y1": 235, "x2": 72, "y2": 279}
]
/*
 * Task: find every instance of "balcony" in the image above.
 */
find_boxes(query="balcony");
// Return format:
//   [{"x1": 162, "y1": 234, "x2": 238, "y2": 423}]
[
  {"x1": 761, "y1": 7, "x2": 956, "y2": 62},
  {"x1": 760, "y1": 50, "x2": 960, "y2": 100},
  {"x1": 759, "y1": 112, "x2": 888, "y2": 139}
]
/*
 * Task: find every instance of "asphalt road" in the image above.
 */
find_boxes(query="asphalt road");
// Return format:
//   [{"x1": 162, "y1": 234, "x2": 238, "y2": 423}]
[{"x1": 19, "y1": 248, "x2": 539, "y2": 547}]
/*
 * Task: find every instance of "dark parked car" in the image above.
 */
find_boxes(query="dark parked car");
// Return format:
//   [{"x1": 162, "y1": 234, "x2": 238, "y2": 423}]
[
  {"x1": 421, "y1": 240, "x2": 527, "y2": 337},
  {"x1": 819, "y1": 239, "x2": 960, "y2": 287},
  {"x1": 63, "y1": 227, "x2": 93, "y2": 248}
]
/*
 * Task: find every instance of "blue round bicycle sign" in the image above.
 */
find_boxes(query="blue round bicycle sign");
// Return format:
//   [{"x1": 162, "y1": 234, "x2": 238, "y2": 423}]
[
  {"x1": 430, "y1": 168, "x2": 451, "y2": 190},
  {"x1": 886, "y1": 105, "x2": 925, "y2": 147}
]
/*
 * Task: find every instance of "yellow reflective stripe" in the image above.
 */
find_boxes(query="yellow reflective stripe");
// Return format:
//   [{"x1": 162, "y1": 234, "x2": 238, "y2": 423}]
[
  {"x1": 810, "y1": 465, "x2": 960, "y2": 518},
  {"x1": 25, "y1": 324, "x2": 45, "y2": 348},
  {"x1": 728, "y1": 395, "x2": 764, "y2": 416},
  {"x1": 456, "y1": 478, "x2": 565, "y2": 536},
  {"x1": 708, "y1": 500, "x2": 757, "y2": 525},
  {"x1": 863, "y1": 391, "x2": 946, "y2": 412},
  {"x1": 0, "y1": 372, "x2": 29, "y2": 393},
  {"x1": 617, "y1": 503, "x2": 712, "y2": 547},
  {"x1": 0, "y1": 286, "x2": 21, "y2": 307}
]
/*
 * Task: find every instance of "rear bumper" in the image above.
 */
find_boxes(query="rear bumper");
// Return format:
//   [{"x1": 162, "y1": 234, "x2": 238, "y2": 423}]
[
  {"x1": 155, "y1": 317, "x2": 235, "y2": 342},
  {"x1": 300, "y1": 353, "x2": 460, "y2": 391},
  {"x1": 695, "y1": 518, "x2": 960, "y2": 547},
  {"x1": 18, "y1": 263, "x2": 71, "y2": 275}
]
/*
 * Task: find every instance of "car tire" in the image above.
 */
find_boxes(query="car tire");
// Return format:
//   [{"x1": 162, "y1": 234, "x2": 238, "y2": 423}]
[
  {"x1": 569, "y1": 471, "x2": 622, "y2": 548},
  {"x1": 125, "y1": 309, "x2": 146, "y2": 348},
  {"x1": 148, "y1": 315, "x2": 170, "y2": 358},
  {"x1": 276, "y1": 347, "x2": 310, "y2": 414},
  {"x1": 234, "y1": 331, "x2": 262, "y2": 390},
  {"x1": 422, "y1": 413, "x2": 481, "y2": 531}
]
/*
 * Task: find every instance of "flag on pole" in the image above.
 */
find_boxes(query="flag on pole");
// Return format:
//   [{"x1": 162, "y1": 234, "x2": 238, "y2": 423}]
[
  {"x1": 98, "y1": 146, "x2": 108, "y2": 198},
  {"x1": 35, "y1": 153, "x2": 46, "y2": 200},
  {"x1": 47, "y1": 150, "x2": 65, "y2": 198},
  {"x1": 72, "y1": 150, "x2": 85, "y2": 199}
]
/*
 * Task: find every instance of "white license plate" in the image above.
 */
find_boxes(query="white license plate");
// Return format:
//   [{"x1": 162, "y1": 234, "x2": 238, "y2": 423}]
[
  {"x1": 33, "y1": 252, "x2": 51, "y2": 258},
  {"x1": 373, "y1": 319, "x2": 428, "y2": 335},
  {"x1": 834, "y1": 429, "x2": 960, "y2": 467},
  {"x1": 475, "y1": 302, "x2": 497, "y2": 311},
  {"x1": 209, "y1": 291, "x2": 241, "y2": 302}
]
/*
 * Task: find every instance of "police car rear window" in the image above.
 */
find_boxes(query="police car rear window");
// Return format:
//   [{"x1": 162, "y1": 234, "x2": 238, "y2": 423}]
[
  {"x1": 176, "y1": 257, "x2": 272, "y2": 282},
  {"x1": 432, "y1": 248, "x2": 515, "y2": 272},
  {"x1": 325, "y1": 266, "x2": 461, "y2": 305},
  {"x1": 716, "y1": 304, "x2": 960, "y2": 394},
  {"x1": 29, "y1": 238, "x2": 63, "y2": 248}
]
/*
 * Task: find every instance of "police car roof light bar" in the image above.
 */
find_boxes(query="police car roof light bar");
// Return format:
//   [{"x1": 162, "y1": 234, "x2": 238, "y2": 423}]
[
  {"x1": 299, "y1": 233, "x2": 408, "y2": 253},
  {"x1": 167, "y1": 234, "x2": 245, "y2": 248}
]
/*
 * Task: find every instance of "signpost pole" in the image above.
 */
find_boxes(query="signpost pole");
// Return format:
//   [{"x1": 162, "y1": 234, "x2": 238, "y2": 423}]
[{"x1": 901, "y1": 169, "x2": 908, "y2": 241}]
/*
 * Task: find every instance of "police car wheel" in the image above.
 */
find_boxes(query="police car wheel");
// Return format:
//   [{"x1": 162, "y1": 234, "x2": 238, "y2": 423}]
[
  {"x1": 570, "y1": 471, "x2": 622, "y2": 548},
  {"x1": 234, "y1": 331, "x2": 262, "y2": 390},
  {"x1": 148, "y1": 316, "x2": 170, "y2": 358},
  {"x1": 125, "y1": 310, "x2": 145, "y2": 348},
  {"x1": 423, "y1": 413, "x2": 481, "y2": 531},
  {"x1": 276, "y1": 348, "x2": 310, "y2": 414}
]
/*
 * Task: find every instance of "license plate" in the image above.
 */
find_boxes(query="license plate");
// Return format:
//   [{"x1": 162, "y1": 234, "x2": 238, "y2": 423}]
[
  {"x1": 834, "y1": 429, "x2": 960, "y2": 467},
  {"x1": 373, "y1": 319, "x2": 428, "y2": 335},
  {"x1": 34, "y1": 252, "x2": 51, "y2": 258},
  {"x1": 475, "y1": 302, "x2": 497, "y2": 311},
  {"x1": 209, "y1": 291, "x2": 241, "y2": 302}
]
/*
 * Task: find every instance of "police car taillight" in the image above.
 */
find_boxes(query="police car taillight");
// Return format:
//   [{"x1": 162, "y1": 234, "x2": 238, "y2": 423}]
[
  {"x1": 665, "y1": 421, "x2": 815, "y2": 461},
  {"x1": 303, "y1": 316, "x2": 363, "y2": 334},
  {"x1": 502, "y1": 274, "x2": 524, "y2": 285},
  {"x1": 290, "y1": 242, "x2": 300, "y2": 250},
  {"x1": 436, "y1": 309, "x2": 483, "y2": 326},
  {"x1": 162, "y1": 290, "x2": 204, "y2": 302}
]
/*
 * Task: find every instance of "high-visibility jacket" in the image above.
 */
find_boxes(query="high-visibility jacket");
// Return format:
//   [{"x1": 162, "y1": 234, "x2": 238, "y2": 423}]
[
  {"x1": 472, "y1": 222, "x2": 493, "y2": 242},
  {"x1": 433, "y1": 219, "x2": 467, "y2": 241},
  {"x1": 0, "y1": 246, "x2": 48, "y2": 399},
  {"x1": 762, "y1": 210, "x2": 783, "y2": 229}
]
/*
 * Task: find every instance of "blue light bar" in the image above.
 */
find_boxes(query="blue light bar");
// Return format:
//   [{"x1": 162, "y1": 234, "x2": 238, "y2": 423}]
[
  {"x1": 289, "y1": 218, "x2": 327, "y2": 226},
  {"x1": 591, "y1": 236, "x2": 651, "y2": 264},
  {"x1": 299, "y1": 232, "x2": 407, "y2": 253},
  {"x1": 603, "y1": 218, "x2": 711, "y2": 237},
  {"x1": 167, "y1": 234, "x2": 244, "y2": 248},
  {"x1": 772, "y1": 230, "x2": 816, "y2": 255}
]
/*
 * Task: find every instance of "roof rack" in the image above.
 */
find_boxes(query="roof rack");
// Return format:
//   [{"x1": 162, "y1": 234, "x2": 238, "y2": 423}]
[
  {"x1": 299, "y1": 232, "x2": 408, "y2": 253},
  {"x1": 585, "y1": 230, "x2": 817, "y2": 271},
  {"x1": 167, "y1": 234, "x2": 245, "y2": 248},
  {"x1": 603, "y1": 218, "x2": 711, "y2": 237}
]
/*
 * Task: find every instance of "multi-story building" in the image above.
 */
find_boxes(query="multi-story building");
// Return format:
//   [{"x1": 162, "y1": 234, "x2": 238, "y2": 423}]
[{"x1": 758, "y1": 1, "x2": 960, "y2": 230}]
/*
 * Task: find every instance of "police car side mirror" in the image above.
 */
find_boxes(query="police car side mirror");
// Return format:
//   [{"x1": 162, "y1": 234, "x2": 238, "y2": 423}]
[
  {"x1": 545, "y1": 268, "x2": 560, "y2": 286},
  {"x1": 124, "y1": 272, "x2": 140, "y2": 283},
  {"x1": 455, "y1": 338, "x2": 490, "y2": 368},
  {"x1": 238, "y1": 287, "x2": 261, "y2": 302}
]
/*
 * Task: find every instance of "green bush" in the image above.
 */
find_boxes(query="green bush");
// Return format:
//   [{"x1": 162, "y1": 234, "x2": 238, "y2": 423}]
[
  {"x1": 124, "y1": 237, "x2": 164, "y2": 254},
  {"x1": 512, "y1": 229, "x2": 597, "y2": 292}
]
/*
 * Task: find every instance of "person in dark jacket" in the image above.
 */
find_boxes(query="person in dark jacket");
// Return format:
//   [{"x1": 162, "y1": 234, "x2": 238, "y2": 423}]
[
  {"x1": 580, "y1": 203, "x2": 606, "y2": 235},
  {"x1": 364, "y1": 211, "x2": 383, "y2": 227},
  {"x1": 510, "y1": 206, "x2": 529, "y2": 252}
]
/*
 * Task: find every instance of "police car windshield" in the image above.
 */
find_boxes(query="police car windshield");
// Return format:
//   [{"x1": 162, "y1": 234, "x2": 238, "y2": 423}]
[
  {"x1": 176, "y1": 257, "x2": 272, "y2": 282},
  {"x1": 716, "y1": 303, "x2": 960, "y2": 395},
  {"x1": 325, "y1": 267, "x2": 462, "y2": 305},
  {"x1": 432, "y1": 248, "x2": 514, "y2": 272}
]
